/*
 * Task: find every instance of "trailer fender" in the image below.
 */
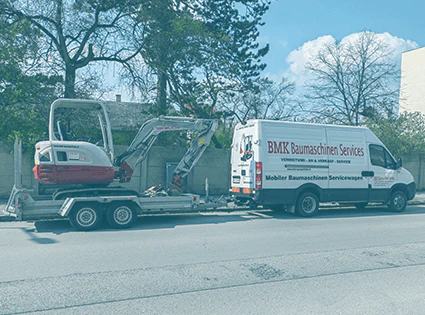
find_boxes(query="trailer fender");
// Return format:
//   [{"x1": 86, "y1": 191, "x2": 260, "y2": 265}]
[
  {"x1": 59, "y1": 196, "x2": 142, "y2": 217},
  {"x1": 59, "y1": 198, "x2": 76, "y2": 217}
]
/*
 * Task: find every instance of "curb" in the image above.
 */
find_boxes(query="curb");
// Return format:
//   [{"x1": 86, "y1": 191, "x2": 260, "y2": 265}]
[{"x1": 0, "y1": 216, "x2": 16, "y2": 222}]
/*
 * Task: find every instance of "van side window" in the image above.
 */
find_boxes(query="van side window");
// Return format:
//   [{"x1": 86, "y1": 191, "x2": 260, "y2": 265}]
[
  {"x1": 384, "y1": 150, "x2": 396, "y2": 169},
  {"x1": 369, "y1": 145, "x2": 395, "y2": 169}
]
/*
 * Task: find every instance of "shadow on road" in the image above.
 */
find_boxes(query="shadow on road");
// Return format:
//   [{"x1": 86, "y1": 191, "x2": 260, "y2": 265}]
[
  {"x1": 273, "y1": 204, "x2": 425, "y2": 219},
  {"x1": 31, "y1": 204, "x2": 425, "y2": 235},
  {"x1": 33, "y1": 210, "x2": 267, "y2": 234}
]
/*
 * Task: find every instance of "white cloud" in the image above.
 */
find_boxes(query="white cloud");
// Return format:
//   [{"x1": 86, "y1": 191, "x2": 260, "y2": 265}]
[{"x1": 285, "y1": 32, "x2": 419, "y2": 88}]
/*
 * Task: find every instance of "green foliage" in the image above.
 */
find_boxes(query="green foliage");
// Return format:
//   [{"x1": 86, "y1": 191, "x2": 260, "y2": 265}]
[
  {"x1": 2, "y1": 0, "x2": 143, "y2": 98},
  {"x1": 135, "y1": 0, "x2": 271, "y2": 115},
  {"x1": 0, "y1": 16, "x2": 62, "y2": 150},
  {"x1": 212, "y1": 123, "x2": 234, "y2": 148},
  {"x1": 367, "y1": 112, "x2": 425, "y2": 157},
  {"x1": 112, "y1": 130, "x2": 138, "y2": 146}
]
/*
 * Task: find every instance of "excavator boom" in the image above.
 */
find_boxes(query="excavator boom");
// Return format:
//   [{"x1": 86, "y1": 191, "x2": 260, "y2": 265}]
[{"x1": 114, "y1": 116, "x2": 218, "y2": 190}]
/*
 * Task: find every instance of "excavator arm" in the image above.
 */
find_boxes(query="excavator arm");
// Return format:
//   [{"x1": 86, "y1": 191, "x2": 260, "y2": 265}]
[{"x1": 114, "y1": 116, "x2": 218, "y2": 191}]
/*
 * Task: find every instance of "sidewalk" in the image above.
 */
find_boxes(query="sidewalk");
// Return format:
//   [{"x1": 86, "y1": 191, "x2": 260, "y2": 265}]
[
  {"x1": 2, "y1": 192, "x2": 425, "y2": 222},
  {"x1": 408, "y1": 191, "x2": 425, "y2": 205}
]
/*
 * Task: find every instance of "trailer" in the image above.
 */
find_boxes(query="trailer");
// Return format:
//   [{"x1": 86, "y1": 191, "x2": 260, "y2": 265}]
[{"x1": 3, "y1": 138, "x2": 226, "y2": 230}]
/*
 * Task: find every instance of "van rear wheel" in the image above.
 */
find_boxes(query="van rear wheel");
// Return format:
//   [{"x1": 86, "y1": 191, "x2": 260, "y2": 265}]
[
  {"x1": 296, "y1": 192, "x2": 319, "y2": 217},
  {"x1": 388, "y1": 191, "x2": 407, "y2": 212}
]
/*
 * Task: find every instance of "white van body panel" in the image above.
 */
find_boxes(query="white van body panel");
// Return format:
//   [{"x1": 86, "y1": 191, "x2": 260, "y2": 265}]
[{"x1": 230, "y1": 120, "x2": 416, "y2": 207}]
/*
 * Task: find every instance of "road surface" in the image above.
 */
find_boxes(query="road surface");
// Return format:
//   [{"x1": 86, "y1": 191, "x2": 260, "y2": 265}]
[{"x1": 2, "y1": 205, "x2": 425, "y2": 314}]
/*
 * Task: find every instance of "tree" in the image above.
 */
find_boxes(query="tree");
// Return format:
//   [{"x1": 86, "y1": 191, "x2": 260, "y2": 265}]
[
  {"x1": 128, "y1": 0, "x2": 271, "y2": 115},
  {"x1": 221, "y1": 77, "x2": 297, "y2": 121},
  {"x1": 304, "y1": 31, "x2": 400, "y2": 126},
  {"x1": 367, "y1": 112, "x2": 425, "y2": 157},
  {"x1": 1, "y1": 0, "x2": 143, "y2": 98},
  {"x1": 0, "y1": 14, "x2": 62, "y2": 148}
]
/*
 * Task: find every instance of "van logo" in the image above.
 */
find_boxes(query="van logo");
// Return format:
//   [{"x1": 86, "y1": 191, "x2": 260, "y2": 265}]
[
  {"x1": 268, "y1": 141, "x2": 290, "y2": 154},
  {"x1": 240, "y1": 134, "x2": 253, "y2": 161}
]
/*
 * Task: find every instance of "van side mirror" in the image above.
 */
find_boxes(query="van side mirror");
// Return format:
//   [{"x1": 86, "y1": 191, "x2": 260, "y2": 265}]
[{"x1": 396, "y1": 157, "x2": 402, "y2": 169}]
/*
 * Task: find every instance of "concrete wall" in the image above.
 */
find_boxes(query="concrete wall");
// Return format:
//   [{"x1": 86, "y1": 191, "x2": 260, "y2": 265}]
[
  {"x1": 400, "y1": 154, "x2": 424, "y2": 190},
  {"x1": 111, "y1": 146, "x2": 230, "y2": 195},
  {"x1": 0, "y1": 142, "x2": 422, "y2": 198},
  {"x1": 0, "y1": 143, "x2": 231, "y2": 198},
  {"x1": 0, "y1": 144, "x2": 38, "y2": 198}
]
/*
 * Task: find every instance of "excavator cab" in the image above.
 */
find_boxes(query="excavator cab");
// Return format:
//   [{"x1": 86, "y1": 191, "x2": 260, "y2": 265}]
[
  {"x1": 33, "y1": 99, "x2": 115, "y2": 185},
  {"x1": 48, "y1": 99, "x2": 114, "y2": 159}
]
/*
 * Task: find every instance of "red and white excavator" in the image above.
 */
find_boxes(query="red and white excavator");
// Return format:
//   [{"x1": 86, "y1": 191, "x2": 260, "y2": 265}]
[{"x1": 33, "y1": 99, "x2": 218, "y2": 198}]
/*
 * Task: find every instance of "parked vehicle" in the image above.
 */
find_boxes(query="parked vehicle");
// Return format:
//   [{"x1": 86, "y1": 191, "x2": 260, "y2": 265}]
[
  {"x1": 230, "y1": 120, "x2": 416, "y2": 216},
  {"x1": 4, "y1": 99, "x2": 223, "y2": 231}
]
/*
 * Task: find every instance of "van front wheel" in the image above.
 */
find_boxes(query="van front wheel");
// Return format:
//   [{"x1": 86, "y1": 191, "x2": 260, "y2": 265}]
[
  {"x1": 388, "y1": 191, "x2": 407, "y2": 212},
  {"x1": 296, "y1": 192, "x2": 319, "y2": 217}
]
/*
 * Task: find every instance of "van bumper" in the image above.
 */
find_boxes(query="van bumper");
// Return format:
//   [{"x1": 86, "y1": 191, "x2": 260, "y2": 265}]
[
  {"x1": 407, "y1": 182, "x2": 416, "y2": 200},
  {"x1": 231, "y1": 189, "x2": 297, "y2": 206}
]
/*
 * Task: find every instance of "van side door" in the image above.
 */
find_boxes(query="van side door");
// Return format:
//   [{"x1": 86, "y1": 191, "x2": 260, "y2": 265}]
[
  {"x1": 326, "y1": 128, "x2": 369, "y2": 202},
  {"x1": 368, "y1": 144, "x2": 397, "y2": 202}
]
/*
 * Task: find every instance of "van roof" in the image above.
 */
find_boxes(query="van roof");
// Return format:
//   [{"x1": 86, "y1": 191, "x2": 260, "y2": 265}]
[
  {"x1": 238, "y1": 119, "x2": 369, "y2": 130},
  {"x1": 235, "y1": 119, "x2": 382, "y2": 144}
]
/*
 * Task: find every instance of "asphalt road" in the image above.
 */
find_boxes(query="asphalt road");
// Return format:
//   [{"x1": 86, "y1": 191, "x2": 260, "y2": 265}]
[{"x1": 2, "y1": 205, "x2": 425, "y2": 314}]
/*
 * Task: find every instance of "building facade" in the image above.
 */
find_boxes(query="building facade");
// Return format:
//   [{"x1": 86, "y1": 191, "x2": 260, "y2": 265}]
[{"x1": 400, "y1": 47, "x2": 425, "y2": 113}]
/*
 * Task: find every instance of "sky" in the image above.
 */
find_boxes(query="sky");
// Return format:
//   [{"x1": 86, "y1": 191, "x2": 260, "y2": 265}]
[
  {"x1": 259, "y1": 0, "x2": 425, "y2": 83},
  {"x1": 108, "y1": 0, "x2": 425, "y2": 102}
]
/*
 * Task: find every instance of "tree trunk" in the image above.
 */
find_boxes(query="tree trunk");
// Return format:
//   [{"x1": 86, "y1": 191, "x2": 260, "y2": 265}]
[
  {"x1": 156, "y1": 71, "x2": 167, "y2": 115},
  {"x1": 64, "y1": 65, "x2": 76, "y2": 98},
  {"x1": 211, "y1": 135, "x2": 222, "y2": 148}
]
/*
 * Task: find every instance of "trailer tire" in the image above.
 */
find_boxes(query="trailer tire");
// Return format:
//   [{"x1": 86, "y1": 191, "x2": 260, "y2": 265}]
[
  {"x1": 296, "y1": 192, "x2": 319, "y2": 217},
  {"x1": 106, "y1": 203, "x2": 137, "y2": 229},
  {"x1": 69, "y1": 203, "x2": 103, "y2": 231},
  {"x1": 388, "y1": 190, "x2": 407, "y2": 212}
]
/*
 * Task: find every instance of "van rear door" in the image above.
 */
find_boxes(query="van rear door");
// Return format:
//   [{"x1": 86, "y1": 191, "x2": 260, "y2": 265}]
[{"x1": 231, "y1": 123, "x2": 257, "y2": 194}]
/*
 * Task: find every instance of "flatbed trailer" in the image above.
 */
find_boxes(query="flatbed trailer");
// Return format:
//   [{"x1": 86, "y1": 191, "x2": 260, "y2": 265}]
[{"x1": 3, "y1": 139, "x2": 226, "y2": 230}]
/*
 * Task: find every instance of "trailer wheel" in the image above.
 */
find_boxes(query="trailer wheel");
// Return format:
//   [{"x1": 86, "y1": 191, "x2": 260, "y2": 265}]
[
  {"x1": 388, "y1": 190, "x2": 407, "y2": 212},
  {"x1": 106, "y1": 203, "x2": 137, "y2": 229},
  {"x1": 69, "y1": 203, "x2": 103, "y2": 231},
  {"x1": 296, "y1": 192, "x2": 319, "y2": 217}
]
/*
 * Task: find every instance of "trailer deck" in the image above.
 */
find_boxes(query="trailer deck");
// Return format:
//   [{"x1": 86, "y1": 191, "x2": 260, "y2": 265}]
[{"x1": 3, "y1": 138, "x2": 227, "y2": 230}]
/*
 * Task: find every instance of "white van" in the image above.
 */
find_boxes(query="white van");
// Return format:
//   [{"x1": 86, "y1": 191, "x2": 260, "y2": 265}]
[{"x1": 230, "y1": 120, "x2": 416, "y2": 216}]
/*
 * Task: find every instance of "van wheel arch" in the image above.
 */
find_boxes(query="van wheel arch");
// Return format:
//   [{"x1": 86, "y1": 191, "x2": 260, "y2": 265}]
[
  {"x1": 295, "y1": 184, "x2": 323, "y2": 203},
  {"x1": 389, "y1": 184, "x2": 408, "y2": 202}
]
